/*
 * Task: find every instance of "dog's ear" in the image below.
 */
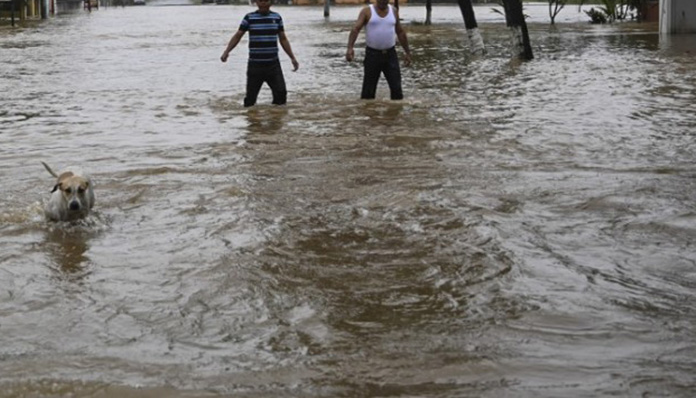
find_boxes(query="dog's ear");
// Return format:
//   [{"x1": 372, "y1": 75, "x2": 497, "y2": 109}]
[{"x1": 51, "y1": 183, "x2": 60, "y2": 193}]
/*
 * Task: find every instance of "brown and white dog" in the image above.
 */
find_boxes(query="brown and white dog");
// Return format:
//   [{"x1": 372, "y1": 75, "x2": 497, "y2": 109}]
[{"x1": 41, "y1": 162, "x2": 95, "y2": 222}]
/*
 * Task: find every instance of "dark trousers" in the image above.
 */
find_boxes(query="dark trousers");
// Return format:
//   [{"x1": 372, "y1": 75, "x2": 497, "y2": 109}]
[
  {"x1": 245, "y1": 60, "x2": 287, "y2": 107},
  {"x1": 361, "y1": 46, "x2": 403, "y2": 100}
]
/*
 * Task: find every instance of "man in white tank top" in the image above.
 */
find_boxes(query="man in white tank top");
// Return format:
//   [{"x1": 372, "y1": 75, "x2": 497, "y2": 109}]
[{"x1": 346, "y1": 0, "x2": 411, "y2": 100}]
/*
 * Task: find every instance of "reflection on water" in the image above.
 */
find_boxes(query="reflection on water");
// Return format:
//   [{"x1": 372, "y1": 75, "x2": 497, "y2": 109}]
[
  {"x1": 44, "y1": 225, "x2": 93, "y2": 277},
  {"x1": 246, "y1": 106, "x2": 289, "y2": 135},
  {"x1": 1, "y1": 3, "x2": 695, "y2": 397}
]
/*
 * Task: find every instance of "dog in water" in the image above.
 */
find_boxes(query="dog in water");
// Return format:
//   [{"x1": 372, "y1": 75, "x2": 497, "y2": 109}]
[{"x1": 41, "y1": 162, "x2": 95, "y2": 222}]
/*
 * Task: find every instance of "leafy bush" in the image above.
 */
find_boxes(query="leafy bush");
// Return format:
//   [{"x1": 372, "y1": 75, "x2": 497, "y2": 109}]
[{"x1": 585, "y1": 7, "x2": 608, "y2": 23}]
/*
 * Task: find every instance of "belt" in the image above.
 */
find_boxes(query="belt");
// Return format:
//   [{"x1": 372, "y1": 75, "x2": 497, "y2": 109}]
[{"x1": 366, "y1": 46, "x2": 395, "y2": 54}]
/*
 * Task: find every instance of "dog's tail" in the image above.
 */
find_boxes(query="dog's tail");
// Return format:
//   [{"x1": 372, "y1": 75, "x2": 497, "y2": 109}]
[{"x1": 41, "y1": 161, "x2": 59, "y2": 178}]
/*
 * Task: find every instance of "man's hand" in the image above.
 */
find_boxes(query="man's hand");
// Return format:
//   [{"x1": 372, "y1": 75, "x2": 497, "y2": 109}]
[
  {"x1": 220, "y1": 51, "x2": 230, "y2": 63},
  {"x1": 403, "y1": 53, "x2": 412, "y2": 67},
  {"x1": 291, "y1": 58, "x2": 299, "y2": 71},
  {"x1": 346, "y1": 48, "x2": 355, "y2": 62}
]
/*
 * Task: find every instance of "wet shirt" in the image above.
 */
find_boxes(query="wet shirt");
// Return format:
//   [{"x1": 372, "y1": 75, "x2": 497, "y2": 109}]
[
  {"x1": 240, "y1": 11, "x2": 284, "y2": 63},
  {"x1": 365, "y1": 4, "x2": 396, "y2": 50}
]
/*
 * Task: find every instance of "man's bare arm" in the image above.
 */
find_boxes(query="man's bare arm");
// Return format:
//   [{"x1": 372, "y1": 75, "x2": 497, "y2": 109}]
[
  {"x1": 221, "y1": 30, "x2": 245, "y2": 62},
  {"x1": 394, "y1": 10, "x2": 411, "y2": 66},
  {"x1": 346, "y1": 7, "x2": 370, "y2": 62},
  {"x1": 279, "y1": 31, "x2": 299, "y2": 71}
]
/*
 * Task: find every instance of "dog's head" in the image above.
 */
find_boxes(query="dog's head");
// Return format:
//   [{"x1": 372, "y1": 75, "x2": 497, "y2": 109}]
[{"x1": 52, "y1": 172, "x2": 92, "y2": 212}]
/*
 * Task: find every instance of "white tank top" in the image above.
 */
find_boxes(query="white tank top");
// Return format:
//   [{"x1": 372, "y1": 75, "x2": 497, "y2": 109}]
[{"x1": 365, "y1": 4, "x2": 396, "y2": 50}]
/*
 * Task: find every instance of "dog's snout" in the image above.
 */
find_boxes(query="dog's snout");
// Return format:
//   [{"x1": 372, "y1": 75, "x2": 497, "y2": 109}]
[{"x1": 69, "y1": 201, "x2": 81, "y2": 211}]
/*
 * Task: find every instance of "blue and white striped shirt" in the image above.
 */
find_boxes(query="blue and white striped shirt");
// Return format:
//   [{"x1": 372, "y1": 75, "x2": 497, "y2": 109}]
[{"x1": 240, "y1": 11, "x2": 284, "y2": 63}]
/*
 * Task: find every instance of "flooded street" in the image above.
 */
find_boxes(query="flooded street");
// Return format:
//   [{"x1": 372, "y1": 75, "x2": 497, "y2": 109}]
[{"x1": 1, "y1": 2, "x2": 696, "y2": 396}]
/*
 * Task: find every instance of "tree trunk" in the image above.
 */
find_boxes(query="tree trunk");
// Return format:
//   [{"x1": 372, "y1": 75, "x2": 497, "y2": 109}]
[
  {"x1": 323, "y1": 0, "x2": 329, "y2": 18},
  {"x1": 457, "y1": 0, "x2": 476, "y2": 29},
  {"x1": 425, "y1": 0, "x2": 432, "y2": 25},
  {"x1": 502, "y1": 0, "x2": 533, "y2": 60},
  {"x1": 457, "y1": 0, "x2": 485, "y2": 54}
]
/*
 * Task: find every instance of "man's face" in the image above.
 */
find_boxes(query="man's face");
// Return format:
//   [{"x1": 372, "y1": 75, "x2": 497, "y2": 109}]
[
  {"x1": 375, "y1": 0, "x2": 389, "y2": 10},
  {"x1": 256, "y1": 0, "x2": 271, "y2": 13}
]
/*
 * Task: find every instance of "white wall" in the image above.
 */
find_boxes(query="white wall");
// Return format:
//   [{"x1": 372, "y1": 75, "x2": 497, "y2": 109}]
[{"x1": 660, "y1": 0, "x2": 696, "y2": 34}]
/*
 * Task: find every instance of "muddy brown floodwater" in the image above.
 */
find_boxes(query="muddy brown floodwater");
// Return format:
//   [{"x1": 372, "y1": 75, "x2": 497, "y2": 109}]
[{"x1": 1, "y1": 2, "x2": 695, "y2": 397}]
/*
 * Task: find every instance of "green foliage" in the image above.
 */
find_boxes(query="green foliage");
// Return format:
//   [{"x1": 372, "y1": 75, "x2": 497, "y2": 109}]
[
  {"x1": 578, "y1": 0, "x2": 648, "y2": 23},
  {"x1": 584, "y1": 7, "x2": 608, "y2": 23},
  {"x1": 599, "y1": 0, "x2": 618, "y2": 22}
]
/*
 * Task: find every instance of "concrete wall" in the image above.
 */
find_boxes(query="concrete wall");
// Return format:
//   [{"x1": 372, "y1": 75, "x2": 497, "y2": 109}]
[
  {"x1": 0, "y1": 0, "x2": 42, "y2": 19},
  {"x1": 660, "y1": 0, "x2": 696, "y2": 34},
  {"x1": 56, "y1": 0, "x2": 83, "y2": 12},
  {"x1": 642, "y1": 0, "x2": 659, "y2": 22}
]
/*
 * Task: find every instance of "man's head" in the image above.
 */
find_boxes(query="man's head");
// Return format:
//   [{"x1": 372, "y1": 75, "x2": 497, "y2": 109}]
[
  {"x1": 255, "y1": 0, "x2": 271, "y2": 13},
  {"x1": 375, "y1": 0, "x2": 389, "y2": 10}
]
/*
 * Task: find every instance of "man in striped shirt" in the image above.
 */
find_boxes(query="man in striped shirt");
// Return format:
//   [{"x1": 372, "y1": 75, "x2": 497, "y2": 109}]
[{"x1": 221, "y1": 0, "x2": 299, "y2": 107}]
